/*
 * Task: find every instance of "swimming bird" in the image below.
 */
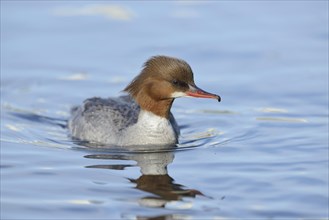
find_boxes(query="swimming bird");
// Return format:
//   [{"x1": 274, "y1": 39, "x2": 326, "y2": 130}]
[{"x1": 68, "y1": 56, "x2": 220, "y2": 146}]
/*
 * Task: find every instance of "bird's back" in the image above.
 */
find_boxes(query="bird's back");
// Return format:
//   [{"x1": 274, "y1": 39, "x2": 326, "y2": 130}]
[{"x1": 68, "y1": 95, "x2": 140, "y2": 144}]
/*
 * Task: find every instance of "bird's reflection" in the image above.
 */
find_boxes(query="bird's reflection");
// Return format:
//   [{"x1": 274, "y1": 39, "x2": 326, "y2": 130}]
[{"x1": 84, "y1": 148, "x2": 204, "y2": 208}]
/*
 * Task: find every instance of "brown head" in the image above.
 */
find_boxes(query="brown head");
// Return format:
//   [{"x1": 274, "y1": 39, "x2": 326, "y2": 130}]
[{"x1": 124, "y1": 56, "x2": 220, "y2": 118}]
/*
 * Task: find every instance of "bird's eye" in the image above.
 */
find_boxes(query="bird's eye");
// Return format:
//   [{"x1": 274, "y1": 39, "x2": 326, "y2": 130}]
[{"x1": 171, "y1": 79, "x2": 188, "y2": 88}]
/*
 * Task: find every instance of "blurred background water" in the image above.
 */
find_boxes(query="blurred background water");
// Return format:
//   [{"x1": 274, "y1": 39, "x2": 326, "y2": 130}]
[{"x1": 1, "y1": 1, "x2": 328, "y2": 219}]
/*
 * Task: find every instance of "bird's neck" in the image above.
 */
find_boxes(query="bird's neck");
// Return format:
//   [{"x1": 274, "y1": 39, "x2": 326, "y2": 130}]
[{"x1": 135, "y1": 94, "x2": 174, "y2": 119}]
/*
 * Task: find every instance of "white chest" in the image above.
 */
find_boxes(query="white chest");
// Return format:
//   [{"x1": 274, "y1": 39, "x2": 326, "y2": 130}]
[{"x1": 120, "y1": 110, "x2": 178, "y2": 146}]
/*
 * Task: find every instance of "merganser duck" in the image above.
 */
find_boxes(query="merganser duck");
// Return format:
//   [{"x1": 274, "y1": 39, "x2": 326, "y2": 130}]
[{"x1": 68, "y1": 56, "x2": 220, "y2": 146}]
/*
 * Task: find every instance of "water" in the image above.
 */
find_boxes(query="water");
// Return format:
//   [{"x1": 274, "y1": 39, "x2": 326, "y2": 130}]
[{"x1": 1, "y1": 1, "x2": 328, "y2": 219}]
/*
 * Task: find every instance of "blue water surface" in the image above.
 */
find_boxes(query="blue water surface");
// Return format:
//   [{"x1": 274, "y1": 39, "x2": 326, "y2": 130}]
[{"x1": 1, "y1": 1, "x2": 328, "y2": 219}]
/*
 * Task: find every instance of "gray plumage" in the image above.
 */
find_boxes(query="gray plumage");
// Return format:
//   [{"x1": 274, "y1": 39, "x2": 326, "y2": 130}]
[{"x1": 68, "y1": 95, "x2": 179, "y2": 146}]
